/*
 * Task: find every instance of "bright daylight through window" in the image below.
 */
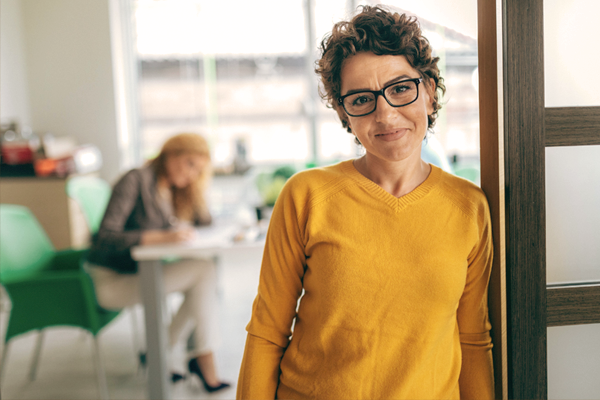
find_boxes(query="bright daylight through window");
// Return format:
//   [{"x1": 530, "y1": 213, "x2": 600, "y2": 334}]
[{"x1": 131, "y1": 0, "x2": 480, "y2": 183}]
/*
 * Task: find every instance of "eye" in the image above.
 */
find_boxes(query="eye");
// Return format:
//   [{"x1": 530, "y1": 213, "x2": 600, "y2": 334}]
[
  {"x1": 351, "y1": 95, "x2": 373, "y2": 106},
  {"x1": 390, "y1": 83, "x2": 411, "y2": 93}
]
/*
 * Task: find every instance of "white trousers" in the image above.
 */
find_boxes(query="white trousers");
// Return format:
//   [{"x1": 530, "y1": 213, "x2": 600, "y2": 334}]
[{"x1": 86, "y1": 259, "x2": 219, "y2": 365}]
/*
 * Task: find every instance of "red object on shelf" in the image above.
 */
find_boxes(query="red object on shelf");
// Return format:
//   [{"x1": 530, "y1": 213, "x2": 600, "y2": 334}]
[{"x1": 1, "y1": 142, "x2": 34, "y2": 165}]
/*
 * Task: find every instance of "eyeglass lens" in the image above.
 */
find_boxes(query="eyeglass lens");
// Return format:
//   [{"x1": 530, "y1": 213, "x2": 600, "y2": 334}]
[{"x1": 342, "y1": 80, "x2": 419, "y2": 116}]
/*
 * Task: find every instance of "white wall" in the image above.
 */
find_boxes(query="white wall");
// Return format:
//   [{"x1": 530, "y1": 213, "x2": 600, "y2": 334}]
[
  {"x1": 2, "y1": 0, "x2": 123, "y2": 182},
  {"x1": 0, "y1": 0, "x2": 32, "y2": 126}
]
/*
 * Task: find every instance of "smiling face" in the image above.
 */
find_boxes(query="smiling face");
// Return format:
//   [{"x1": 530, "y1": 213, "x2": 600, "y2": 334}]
[
  {"x1": 340, "y1": 52, "x2": 434, "y2": 166},
  {"x1": 164, "y1": 153, "x2": 208, "y2": 189}
]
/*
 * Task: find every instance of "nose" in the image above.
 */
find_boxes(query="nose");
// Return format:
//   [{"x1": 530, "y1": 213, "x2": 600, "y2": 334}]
[{"x1": 373, "y1": 93, "x2": 398, "y2": 123}]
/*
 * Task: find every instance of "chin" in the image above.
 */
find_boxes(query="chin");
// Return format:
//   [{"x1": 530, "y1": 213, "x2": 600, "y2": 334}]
[
  {"x1": 375, "y1": 146, "x2": 417, "y2": 161},
  {"x1": 171, "y1": 181, "x2": 188, "y2": 189}
]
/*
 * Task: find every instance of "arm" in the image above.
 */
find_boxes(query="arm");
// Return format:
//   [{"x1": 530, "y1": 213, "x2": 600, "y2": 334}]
[
  {"x1": 95, "y1": 170, "x2": 194, "y2": 252},
  {"x1": 237, "y1": 334, "x2": 286, "y2": 397},
  {"x1": 237, "y1": 179, "x2": 306, "y2": 400},
  {"x1": 139, "y1": 228, "x2": 195, "y2": 245},
  {"x1": 457, "y1": 202, "x2": 495, "y2": 400},
  {"x1": 94, "y1": 170, "x2": 145, "y2": 253},
  {"x1": 193, "y1": 201, "x2": 212, "y2": 227}
]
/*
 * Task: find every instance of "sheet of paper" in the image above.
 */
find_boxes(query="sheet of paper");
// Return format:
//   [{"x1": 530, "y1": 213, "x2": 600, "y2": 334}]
[{"x1": 181, "y1": 223, "x2": 241, "y2": 248}]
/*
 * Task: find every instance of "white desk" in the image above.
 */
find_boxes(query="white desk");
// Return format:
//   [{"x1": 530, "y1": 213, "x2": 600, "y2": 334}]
[{"x1": 131, "y1": 223, "x2": 264, "y2": 400}]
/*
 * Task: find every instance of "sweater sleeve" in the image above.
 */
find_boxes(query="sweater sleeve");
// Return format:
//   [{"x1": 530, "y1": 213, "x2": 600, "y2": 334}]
[
  {"x1": 237, "y1": 178, "x2": 307, "y2": 400},
  {"x1": 94, "y1": 170, "x2": 144, "y2": 253},
  {"x1": 457, "y1": 199, "x2": 495, "y2": 400}
]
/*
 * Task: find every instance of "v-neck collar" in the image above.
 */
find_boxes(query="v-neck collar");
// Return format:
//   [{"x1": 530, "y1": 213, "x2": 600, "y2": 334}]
[{"x1": 339, "y1": 159, "x2": 441, "y2": 212}]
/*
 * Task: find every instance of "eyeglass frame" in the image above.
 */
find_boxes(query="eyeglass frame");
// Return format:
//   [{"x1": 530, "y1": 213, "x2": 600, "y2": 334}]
[{"x1": 337, "y1": 77, "x2": 424, "y2": 117}]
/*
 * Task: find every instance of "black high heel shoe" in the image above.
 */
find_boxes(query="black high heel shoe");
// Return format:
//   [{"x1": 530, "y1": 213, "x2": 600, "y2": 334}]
[
  {"x1": 170, "y1": 372, "x2": 186, "y2": 383},
  {"x1": 139, "y1": 352, "x2": 187, "y2": 383},
  {"x1": 187, "y1": 358, "x2": 231, "y2": 393}
]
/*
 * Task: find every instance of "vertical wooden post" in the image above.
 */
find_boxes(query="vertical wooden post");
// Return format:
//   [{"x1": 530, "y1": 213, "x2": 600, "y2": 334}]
[
  {"x1": 502, "y1": 0, "x2": 547, "y2": 398},
  {"x1": 477, "y1": 0, "x2": 507, "y2": 397}
]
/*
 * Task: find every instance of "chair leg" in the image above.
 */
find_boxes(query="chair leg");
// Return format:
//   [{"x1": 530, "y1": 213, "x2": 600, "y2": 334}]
[
  {"x1": 29, "y1": 329, "x2": 45, "y2": 381},
  {"x1": 92, "y1": 336, "x2": 109, "y2": 400},
  {"x1": 129, "y1": 307, "x2": 141, "y2": 361},
  {"x1": 0, "y1": 340, "x2": 11, "y2": 384},
  {"x1": 129, "y1": 306, "x2": 148, "y2": 376}
]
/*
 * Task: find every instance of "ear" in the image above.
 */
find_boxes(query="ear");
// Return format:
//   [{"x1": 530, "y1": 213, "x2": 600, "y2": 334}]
[{"x1": 424, "y1": 78, "x2": 436, "y2": 115}]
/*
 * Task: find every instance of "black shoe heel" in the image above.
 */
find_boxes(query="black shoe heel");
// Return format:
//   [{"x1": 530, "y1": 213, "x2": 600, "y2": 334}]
[
  {"x1": 171, "y1": 372, "x2": 186, "y2": 383},
  {"x1": 139, "y1": 352, "x2": 147, "y2": 367},
  {"x1": 140, "y1": 351, "x2": 187, "y2": 383},
  {"x1": 187, "y1": 358, "x2": 231, "y2": 393}
]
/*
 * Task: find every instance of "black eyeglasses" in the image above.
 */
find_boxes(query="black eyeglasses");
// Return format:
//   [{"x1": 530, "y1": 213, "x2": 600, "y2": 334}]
[{"x1": 338, "y1": 78, "x2": 423, "y2": 117}]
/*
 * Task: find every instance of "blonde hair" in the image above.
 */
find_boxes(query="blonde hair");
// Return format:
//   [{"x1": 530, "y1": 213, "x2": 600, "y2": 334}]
[{"x1": 150, "y1": 133, "x2": 212, "y2": 224}]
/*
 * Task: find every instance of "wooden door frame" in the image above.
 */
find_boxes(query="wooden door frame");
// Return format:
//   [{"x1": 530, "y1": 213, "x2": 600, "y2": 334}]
[
  {"x1": 477, "y1": 0, "x2": 507, "y2": 398},
  {"x1": 478, "y1": 1, "x2": 600, "y2": 398},
  {"x1": 501, "y1": 1, "x2": 548, "y2": 397}
]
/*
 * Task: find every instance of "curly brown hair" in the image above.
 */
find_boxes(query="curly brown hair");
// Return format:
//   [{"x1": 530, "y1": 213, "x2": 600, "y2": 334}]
[{"x1": 316, "y1": 5, "x2": 446, "y2": 134}]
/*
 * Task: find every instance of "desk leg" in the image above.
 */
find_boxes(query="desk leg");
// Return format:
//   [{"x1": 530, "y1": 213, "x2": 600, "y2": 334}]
[{"x1": 139, "y1": 260, "x2": 171, "y2": 400}]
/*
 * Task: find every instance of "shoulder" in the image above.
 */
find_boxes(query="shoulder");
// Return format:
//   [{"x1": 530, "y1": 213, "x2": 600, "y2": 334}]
[
  {"x1": 279, "y1": 160, "x2": 356, "y2": 208},
  {"x1": 270, "y1": 161, "x2": 355, "y2": 235},
  {"x1": 114, "y1": 167, "x2": 142, "y2": 184},
  {"x1": 111, "y1": 167, "x2": 155, "y2": 198},
  {"x1": 114, "y1": 166, "x2": 156, "y2": 186},
  {"x1": 433, "y1": 167, "x2": 490, "y2": 224}
]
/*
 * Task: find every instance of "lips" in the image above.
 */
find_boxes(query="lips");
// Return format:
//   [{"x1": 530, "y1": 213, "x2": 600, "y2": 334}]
[{"x1": 375, "y1": 129, "x2": 408, "y2": 142}]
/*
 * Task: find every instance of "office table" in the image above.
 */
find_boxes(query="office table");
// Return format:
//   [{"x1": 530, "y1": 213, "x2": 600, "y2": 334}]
[{"x1": 131, "y1": 223, "x2": 264, "y2": 400}]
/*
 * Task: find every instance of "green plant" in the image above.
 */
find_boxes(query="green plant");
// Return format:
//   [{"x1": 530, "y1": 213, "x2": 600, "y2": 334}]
[{"x1": 256, "y1": 165, "x2": 296, "y2": 207}]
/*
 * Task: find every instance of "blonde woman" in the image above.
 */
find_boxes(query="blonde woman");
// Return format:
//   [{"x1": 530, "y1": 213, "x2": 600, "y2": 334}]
[{"x1": 86, "y1": 133, "x2": 230, "y2": 392}]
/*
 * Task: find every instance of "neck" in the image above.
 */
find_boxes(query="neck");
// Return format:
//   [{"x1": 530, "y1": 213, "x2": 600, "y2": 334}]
[{"x1": 353, "y1": 153, "x2": 431, "y2": 198}]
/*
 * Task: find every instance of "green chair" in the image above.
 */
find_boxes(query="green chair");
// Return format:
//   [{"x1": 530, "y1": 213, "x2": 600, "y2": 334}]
[
  {"x1": 454, "y1": 165, "x2": 481, "y2": 185},
  {"x1": 66, "y1": 176, "x2": 112, "y2": 234},
  {"x1": 0, "y1": 204, "x2": 119, "y2": 399},
  {"x1": 65, "y1": 176, "x2": 143, "y2": 369}
]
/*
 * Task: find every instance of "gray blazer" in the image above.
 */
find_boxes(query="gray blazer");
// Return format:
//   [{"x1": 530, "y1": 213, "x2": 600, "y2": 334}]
[{"x1": 87, "y1": 166, "x2": 210, "y2": 273}]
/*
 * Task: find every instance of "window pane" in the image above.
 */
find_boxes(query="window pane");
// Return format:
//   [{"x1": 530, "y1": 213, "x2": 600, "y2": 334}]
[
  {"x1": 548, "y1": 324, "x2": 600, "y2": 399},
  {"x1": 376, "y1": 0, "x2": 480, "y2": 180},
  {"x1": 134, "y1": 0, "x2": 309, "y2": 167},
  {"x1": 544, "y1": 0, "x2": 600, "y2": 107},
  {"x1": 133, "y1": 0, "x2": 479, "y2": 179},
  {"x1": 546, "y1": 146, "x2": 600, "y2": 284}
]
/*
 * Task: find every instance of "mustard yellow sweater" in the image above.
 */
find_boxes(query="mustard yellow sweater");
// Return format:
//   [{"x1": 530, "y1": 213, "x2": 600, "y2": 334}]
[{"x1": 237, "y1": 161, "x2": 494, "y2": 399}]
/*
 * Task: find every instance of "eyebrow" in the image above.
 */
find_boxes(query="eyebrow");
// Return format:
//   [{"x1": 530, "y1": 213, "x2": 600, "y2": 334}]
[{"x1": 342, "y1": 74, "x2": 414, "y2": 97}]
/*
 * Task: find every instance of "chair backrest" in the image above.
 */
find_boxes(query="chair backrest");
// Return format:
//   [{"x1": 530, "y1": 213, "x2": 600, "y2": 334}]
[
  {"x1": 66, "y1": 176, "x2": 111, "y2": 234},
  {"x1": 454, "y1": 166, "x2": 481, "y2": 184},
  {"x1": 421, "y1": 135, "x2": 454, "y2": 173},
  {"x1": 0, "y1": 204, "x2": 55, "y2": 282}
]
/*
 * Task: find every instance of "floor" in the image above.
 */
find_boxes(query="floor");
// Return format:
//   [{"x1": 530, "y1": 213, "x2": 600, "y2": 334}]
[{"x1": 0, "y1": 245, "x2": 264, "y2": 400}]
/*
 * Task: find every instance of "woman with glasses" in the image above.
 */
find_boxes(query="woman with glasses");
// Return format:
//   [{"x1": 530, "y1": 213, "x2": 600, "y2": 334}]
[{"x1": 237, "y1": 6, "x2": 494, "y2": 399}]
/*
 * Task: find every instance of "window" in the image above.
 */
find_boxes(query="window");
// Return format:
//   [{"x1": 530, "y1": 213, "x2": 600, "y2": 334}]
[{"x1": 129, "y1": 0, "x2": 480, "y2": 180}]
